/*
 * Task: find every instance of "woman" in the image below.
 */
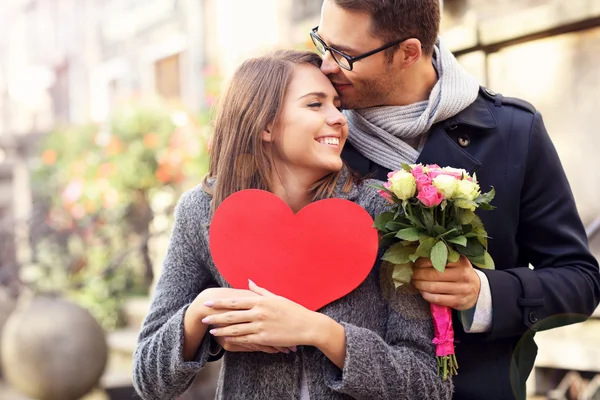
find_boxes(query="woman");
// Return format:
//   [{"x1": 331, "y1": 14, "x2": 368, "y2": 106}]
[{"x1": 132, "y1": 50, "x2": 452, "y2": 400}]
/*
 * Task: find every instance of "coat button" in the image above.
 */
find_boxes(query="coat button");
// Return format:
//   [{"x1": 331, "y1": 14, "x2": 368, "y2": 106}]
[
  {"x1": 528, "y1": 312, "x2": 538, "y2": 324},
  {"x1": 458, "y1": 135, "x2": 470, "y2": 147},
  {"x1": 485, "y1": 88, "x2": 496, "y2": 96}
]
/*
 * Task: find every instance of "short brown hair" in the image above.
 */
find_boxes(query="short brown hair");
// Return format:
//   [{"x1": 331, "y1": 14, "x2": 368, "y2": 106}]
[
  {"x1": 332, "y1": 0, "x2": 440, "y2": 55},
  {"x1": 203, "y1": 50, "x2": 354, "y2": 211}
]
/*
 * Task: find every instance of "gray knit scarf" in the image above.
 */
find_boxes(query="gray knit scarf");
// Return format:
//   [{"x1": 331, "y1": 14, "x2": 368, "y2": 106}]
[{"x1": 344, "y1": 38, "x2": 480, "y2": 172}]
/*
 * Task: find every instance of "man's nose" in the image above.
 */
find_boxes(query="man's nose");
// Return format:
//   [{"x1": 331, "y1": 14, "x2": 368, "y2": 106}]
[{"x1": 320, "y1": 52, "x2": 341, "y2": 75}]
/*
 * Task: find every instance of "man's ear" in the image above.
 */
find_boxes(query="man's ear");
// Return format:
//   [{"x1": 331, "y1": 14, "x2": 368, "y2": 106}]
[
  {"x1": 261, "y1": 123, "x2": 274, "y2": 143},
  {"x1": 399, "y1": 39, "x2": 423, "y2": 68}
]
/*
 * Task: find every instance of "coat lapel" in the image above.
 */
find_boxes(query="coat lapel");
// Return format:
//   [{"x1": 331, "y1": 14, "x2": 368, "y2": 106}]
[
  {"x1": 416, "y1": 94, "x2": 496, "y2": 174},
  {"x1": 416, "y1": 124, "x2": 481, "y2": 174}
]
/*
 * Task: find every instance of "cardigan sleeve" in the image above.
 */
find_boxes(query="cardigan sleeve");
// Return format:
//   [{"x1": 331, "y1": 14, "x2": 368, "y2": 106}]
[
  {"x1": 132, "y1": 189, "x2": 218, "y2": 400},
  {"x1": 321, "y1": 289, "x2": 453, "y2": 399}
]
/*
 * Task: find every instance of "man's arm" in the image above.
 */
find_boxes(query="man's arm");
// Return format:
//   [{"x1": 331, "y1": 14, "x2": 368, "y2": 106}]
[{"x1": 482, "y1": 111, "x2": 600, "y2": 340}]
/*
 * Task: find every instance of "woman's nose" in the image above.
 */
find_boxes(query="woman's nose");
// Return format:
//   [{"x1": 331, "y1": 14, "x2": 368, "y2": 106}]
[{"x1": 327, "y1": 109, "x2": 347, "y2": 127}]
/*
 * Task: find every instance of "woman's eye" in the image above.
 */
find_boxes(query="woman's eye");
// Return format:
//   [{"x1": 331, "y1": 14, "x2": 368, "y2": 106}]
[{"x1": 308, "y1": 102, "x2": 322, "y2": 108}]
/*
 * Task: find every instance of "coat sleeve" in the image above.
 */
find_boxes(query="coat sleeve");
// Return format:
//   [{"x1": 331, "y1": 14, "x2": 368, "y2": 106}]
[
  {"x1": 482, "y1": 111, "x2": 600, "y2": 340},
  {"x1": 132, "y1": 189, "x2": 219, "y2": 400},
  {"x1": 321, "y1": 290, "x2": 453, "y2": 399}
]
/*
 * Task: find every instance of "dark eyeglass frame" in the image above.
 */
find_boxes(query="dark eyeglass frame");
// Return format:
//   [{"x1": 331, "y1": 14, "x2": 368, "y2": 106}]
[{"x1": 310, "y1": 26, "x2": 414, "y2": 71}]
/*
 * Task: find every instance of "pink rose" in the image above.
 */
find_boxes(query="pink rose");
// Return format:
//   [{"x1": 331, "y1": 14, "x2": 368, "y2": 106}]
[
  {"x1": 378, "y1": 189, "x2": 393, "y2": 204},
  {"x1": 387, "y1": 171, "x2": 398, "y2": 179},
  {"x1": 417, "y1": 184, "x2": 444, "y2": 207},
  {"x1": 414, "y1": 173, "x2": 432, "y2": 192},
  {"x1": 411, "y1": 167, "x2": 432, "y2": 192},
  {"x1": 378, "y1": 181, "x2": 394, "y2": 204}
]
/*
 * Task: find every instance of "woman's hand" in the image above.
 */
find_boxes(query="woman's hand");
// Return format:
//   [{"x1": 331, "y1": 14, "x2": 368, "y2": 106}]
[
  {"x1": 202, "y1": 281, "x2": 346, "y2": 368},
  {"x1": 185, "y1": 287, "x2": 290, "y2": 356}
]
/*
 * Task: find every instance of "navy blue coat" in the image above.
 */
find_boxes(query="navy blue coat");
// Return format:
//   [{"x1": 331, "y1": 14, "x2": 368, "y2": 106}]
[{"x1": 342, "y1": 87, "x2": 600, "y2": 400}]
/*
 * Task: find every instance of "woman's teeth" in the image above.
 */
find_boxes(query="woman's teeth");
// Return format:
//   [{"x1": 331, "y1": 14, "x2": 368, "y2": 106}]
[{"x1": 316, "y1": 137, "x2": 340, "y2": 146}]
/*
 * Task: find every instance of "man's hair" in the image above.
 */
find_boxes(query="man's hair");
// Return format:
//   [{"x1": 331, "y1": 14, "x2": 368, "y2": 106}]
[{"x1": 332, "y1": 0, "x2": 440, "y2": 56}]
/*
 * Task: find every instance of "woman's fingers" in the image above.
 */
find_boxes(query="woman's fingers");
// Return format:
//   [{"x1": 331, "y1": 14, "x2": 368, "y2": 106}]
[
  {"x1": 204, "y1": 297, "x2": 259, "y2": 310},
  {"x1": 202, "y1": 310, "x2": 254, "y2": 325},
  {"x1": 210, "y1": 322, "x2": 257, "y2": 337}
]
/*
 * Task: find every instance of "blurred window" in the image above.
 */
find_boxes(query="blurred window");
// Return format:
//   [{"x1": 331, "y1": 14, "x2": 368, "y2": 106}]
[
  {"x1": 154, "y1": 53, "x2": 181, "y2": 100},
  {"x1": 292, "y1": 0, "x2": 322, "y2": 23}
]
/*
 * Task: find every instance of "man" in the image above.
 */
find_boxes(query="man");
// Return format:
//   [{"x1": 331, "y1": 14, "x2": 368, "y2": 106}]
[{"x1": 311, "y1": 0, "x2": 600, "y2": 399}]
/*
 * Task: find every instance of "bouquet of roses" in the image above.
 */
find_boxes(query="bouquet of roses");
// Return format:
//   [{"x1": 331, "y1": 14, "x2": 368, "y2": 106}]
[{"x1": 371, "y1": 163, "x2": 495, "y2": 380}]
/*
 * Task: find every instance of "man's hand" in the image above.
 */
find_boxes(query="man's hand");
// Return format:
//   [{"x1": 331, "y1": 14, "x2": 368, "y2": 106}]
[{"x1": 412, "y1": 255, "x2": 481, "y2": 310}]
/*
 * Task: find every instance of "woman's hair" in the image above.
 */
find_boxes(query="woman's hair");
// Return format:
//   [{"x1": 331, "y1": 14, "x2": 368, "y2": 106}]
[{"x1": 203, "y1": 50, "x2": 354, "y2": 211}]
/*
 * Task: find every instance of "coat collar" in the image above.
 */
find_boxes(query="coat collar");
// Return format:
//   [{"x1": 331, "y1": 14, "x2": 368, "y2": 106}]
[{"x1": 446, "y1": 91, "x2": 497, "y2": 130}]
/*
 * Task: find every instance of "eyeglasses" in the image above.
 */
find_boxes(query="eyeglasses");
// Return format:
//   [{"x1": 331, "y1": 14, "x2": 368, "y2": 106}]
[{"x1": 310, "y1": 26, "x2": 413, "y2": 71}]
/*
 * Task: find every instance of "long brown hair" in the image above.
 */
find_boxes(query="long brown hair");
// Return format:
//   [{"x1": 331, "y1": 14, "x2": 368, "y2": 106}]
[{"x1": 203, "y1": 50, "x2": 354, "y2": 211}]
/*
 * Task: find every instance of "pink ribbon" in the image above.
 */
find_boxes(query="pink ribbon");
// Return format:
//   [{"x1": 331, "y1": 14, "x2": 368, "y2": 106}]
[{"x1": 430, "y1": 304, "x2": 455, "y2": 357}]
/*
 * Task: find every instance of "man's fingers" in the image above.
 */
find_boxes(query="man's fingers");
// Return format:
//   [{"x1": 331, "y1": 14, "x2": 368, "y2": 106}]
[
  {"x1": 419, "y1": 292, "x2": 459, "y2": 308},
  {"x1": 412, "y1": 267, "x2": 456, "y2": 282},
  {"x1": 414, "y1": 257, "x2": 433, "y2": 269},
  {"x1": 413, "y1": 280, "x2": 469, "y2": 295}
]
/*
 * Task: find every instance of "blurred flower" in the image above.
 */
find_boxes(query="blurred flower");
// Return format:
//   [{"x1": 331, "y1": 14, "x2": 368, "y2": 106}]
[
  {"x1": 63, "y1": 179, "x2": 84, "y2": 204},
  {"x1": 97, "y1": 163, "x2": 116, "y2": 179},
  {"x1": 42, "y1": 149, "x2": 57, "y2": 166},
  {"x1": 143, "y1": 133, "x2": 160, "y2": 149},
  {"x1": 107, "y1": 137, "x2": 123, "y2": 155},
  {"x1": 70, "y1": 203, "x2": 86, "y2": 220}
]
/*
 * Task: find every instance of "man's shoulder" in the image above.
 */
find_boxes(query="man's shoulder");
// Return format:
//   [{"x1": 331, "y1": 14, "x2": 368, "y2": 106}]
[{"x1": 479, "y1": 86, "x2": 537, "y2": 115}]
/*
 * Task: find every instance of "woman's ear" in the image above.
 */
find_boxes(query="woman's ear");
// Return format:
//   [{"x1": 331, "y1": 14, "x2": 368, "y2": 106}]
[{"x1": 261, "y1": 123, "x2": 274, "y2": 143}]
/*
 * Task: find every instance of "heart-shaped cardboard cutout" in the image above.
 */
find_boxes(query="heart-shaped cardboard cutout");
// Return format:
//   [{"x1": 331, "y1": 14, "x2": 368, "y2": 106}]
[{"x1": 209, "y1": 189, "x2": 379, "y2": 311}]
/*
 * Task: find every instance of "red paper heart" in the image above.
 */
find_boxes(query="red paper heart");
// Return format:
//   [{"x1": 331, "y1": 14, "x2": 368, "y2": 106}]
[{"x1": 209, "y1": 189, "x2": 379, "y2": 311}]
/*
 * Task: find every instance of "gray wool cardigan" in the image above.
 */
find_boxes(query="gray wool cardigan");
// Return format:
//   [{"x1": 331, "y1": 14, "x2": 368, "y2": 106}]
[{"x1": 132, "y1": 178, "x2": 454, "y2": 400}]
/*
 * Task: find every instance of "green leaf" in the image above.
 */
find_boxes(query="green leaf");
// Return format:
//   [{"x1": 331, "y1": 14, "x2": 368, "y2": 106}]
[
  {"x1": 447, "y1": 246, "x2": 460, "y2": 263},
  {"x1": 433, "y1": 224, "x2": 446, "y2": 236},
  {"x1": 409, "y1": 252, "x2": 420, "y2": 263},
  {"x1": 477, "y1": 202, "x2": 496, "y2": 211},
  {"x1": 422, "y1": 208, "x2": 434, "y2": 232},
  {"x1": 385, "y1": 221, "x2": 412, "y2": 231},
  {"x1": 415, "y1": 237, "x2": 436, "y2": 258},
  {"x1": 471, "y1": 214, "x2": 484, "y2": 230},
  {"x1": 458, "y1": 209, "x2": 475, "y2": 225},
  {"x1": 431, "y1": 241, "x2": 448, "y2": 273},
  {"x1": 368, "y1": 182, "x2": 387, "y2": 192},
  {"x1": 463, "y1": 238, "x2": 485, "y2": 257},
  {"x1": 395, "y1": 227, "x2": 420, "y2": 241},
  {"x1": 373, "y1": 211, "x2": 395, "y2": 231},
  {"x1": 447, "y1": 235, "x2": 467, "y2": 247},
  {"x1": 405, "y1": 213, "x2": 426, "y2": 229},
  {"x1": 392, "y1": 263, "x2": 414, "y2": 287},
  {"x1": 475, "y1": 187, "x2": 496, "y2": 204},
  {"x1": 401, "y1": 163, "x2": 412, "y2": 173},
  {"x1": 382, "y1": 242, "x2": 416, "y2": 265},
  {"x1": 436, "y1": 228, "x2": 458, "y2": 239},
  {"x1": 472, "y1": 250, "x2": 495, "y2": 270}
]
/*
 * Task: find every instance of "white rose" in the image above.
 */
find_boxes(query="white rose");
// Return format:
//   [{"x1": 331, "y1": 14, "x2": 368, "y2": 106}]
[
  {"x1": 388, "y1": 170, "x2": 417, "y2": 200},
  {"x1": 455, "y1": 179, "x2": 480, "y2": 201},
  {"x1": 432, "y1": 175, "x2": 458, "y2": 199}
]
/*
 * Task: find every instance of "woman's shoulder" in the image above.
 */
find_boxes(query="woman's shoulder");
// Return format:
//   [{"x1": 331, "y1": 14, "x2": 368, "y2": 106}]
[
  {"x1": 355, "y1": 179, "x2": 392, "y2": 218},
  {"x1": 174, "y1": 182, "x2": 213, "y2": 225}
]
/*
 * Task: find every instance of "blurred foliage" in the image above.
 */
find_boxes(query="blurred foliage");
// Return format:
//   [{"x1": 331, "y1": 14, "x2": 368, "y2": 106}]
[{"x1": 28, "y1": 99, "x2": 212, "y2": 330}]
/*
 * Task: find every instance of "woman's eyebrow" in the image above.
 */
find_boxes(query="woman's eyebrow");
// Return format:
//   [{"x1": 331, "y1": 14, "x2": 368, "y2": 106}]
[{"x1": 297, "y1": 92, "x2": 340, "y2": 102}]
